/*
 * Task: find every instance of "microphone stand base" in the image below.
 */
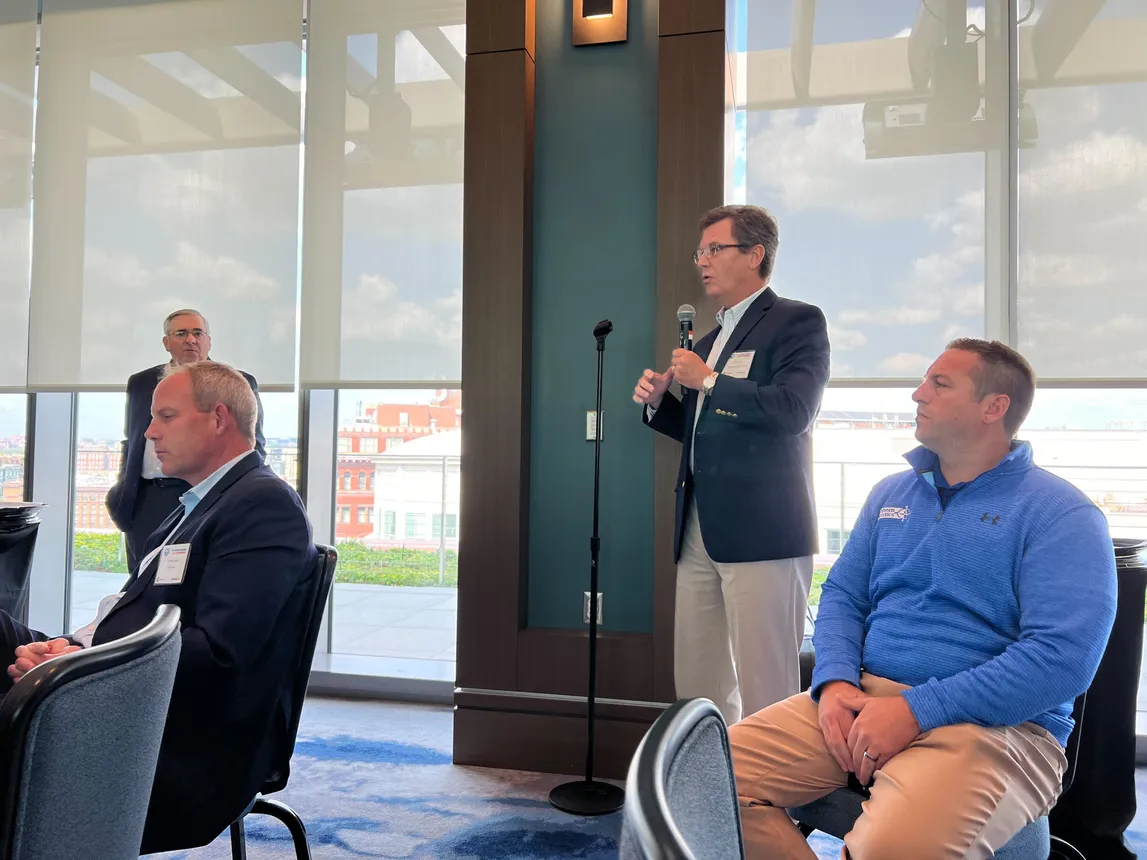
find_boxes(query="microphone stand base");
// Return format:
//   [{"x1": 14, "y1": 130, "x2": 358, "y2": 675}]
[{"x1": 548, "y1": 780, "x2": 625, "y2": 816}]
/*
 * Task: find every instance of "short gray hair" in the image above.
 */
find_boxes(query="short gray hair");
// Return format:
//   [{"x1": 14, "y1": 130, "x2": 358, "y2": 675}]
[
  {"x1": 699, "y1": 205, "x2": 780, "y2": 280},
  {"x1": 163, "y1": 361, "x2": 256, "y2": 444},
  {"x1": 164, "y1": 309, "x2": 210, "y2": 335}
]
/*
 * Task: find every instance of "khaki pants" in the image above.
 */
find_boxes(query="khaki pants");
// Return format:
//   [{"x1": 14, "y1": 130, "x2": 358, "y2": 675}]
[
  {"x1": 728, "y1": 674, "x2": 1067, "y2": 860},
  {"x1": 675, "y1": 505, "x2": 813, "y2": 725}
]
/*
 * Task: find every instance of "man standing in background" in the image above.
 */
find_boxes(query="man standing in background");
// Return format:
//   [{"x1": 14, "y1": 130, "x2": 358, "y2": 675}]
[
  {"x1": 105, "y1": 309, "x2": 266, "y2": 571},
  {"x1": 633, "y1": 204, "x2": 830, "y2": 725}
]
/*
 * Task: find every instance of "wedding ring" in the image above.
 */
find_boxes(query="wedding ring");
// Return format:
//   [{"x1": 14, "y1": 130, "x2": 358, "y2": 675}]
[{"x1": 862, "y1": 749, "x2": 875, "y2": 761}]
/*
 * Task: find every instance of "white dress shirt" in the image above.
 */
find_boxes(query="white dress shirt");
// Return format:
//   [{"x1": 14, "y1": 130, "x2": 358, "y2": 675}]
[
  {"x1": 649, "y1": 284, "x2": 768, "y2": 472},
  {"x1": 71, "y1": 450, "x2": 252, "y2": 647}
]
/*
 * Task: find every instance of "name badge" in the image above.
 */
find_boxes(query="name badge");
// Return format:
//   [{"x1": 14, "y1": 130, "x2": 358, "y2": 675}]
[
  {"x1": 723, "y1": 350, "x2": 755, "y2": 379},
  {"x1": 155, "y1": 543, "x2": 190, "y2": 586}
]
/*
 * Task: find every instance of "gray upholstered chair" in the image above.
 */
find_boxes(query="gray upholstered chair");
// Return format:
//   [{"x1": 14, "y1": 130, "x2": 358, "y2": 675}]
[
  {"x1": 0, "y1": 604, "x2": 182, "y2": 860},
  {"x1": 621, "y1": 697, "x2": 744, "y2": 860}
]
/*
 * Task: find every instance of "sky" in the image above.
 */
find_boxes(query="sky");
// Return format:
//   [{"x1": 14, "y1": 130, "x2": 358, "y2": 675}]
[
  {"x1": 1, "y1": 2, "x2": 1146, "y2": 439},
  {"x1": 737, "y1": 0, "x2": 1147, "y2": 383}
]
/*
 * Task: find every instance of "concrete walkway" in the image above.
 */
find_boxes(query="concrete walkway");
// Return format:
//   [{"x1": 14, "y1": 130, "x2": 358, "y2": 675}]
[{"x1": 71, "y1": 572, "x2": 458, "y2": 664}]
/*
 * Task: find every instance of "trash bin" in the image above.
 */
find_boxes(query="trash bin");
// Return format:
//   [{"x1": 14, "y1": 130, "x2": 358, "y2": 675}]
[
  {"x1": 0, "y1": 502, "x2": 45, "y2": 625},
  {"x1": 1049, "y1": 538, "x2": 1147, "y2": 860}
]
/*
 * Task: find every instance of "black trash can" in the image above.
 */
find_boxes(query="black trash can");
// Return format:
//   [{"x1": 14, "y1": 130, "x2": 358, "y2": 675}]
[
  {"x1": 0, "y1": 502, "x2": 44, "y2": 625},
  {"x1": 1049, "y1": 538, "x2": 1147, "y2": 860}
]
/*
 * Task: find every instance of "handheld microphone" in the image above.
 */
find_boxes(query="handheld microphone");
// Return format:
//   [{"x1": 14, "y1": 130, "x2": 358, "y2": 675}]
[
  {"x1": 593, "y1": 319, "x2": 614, "y2": 340},
  {"x1": 677, "y1": 304, "x2": 695, "y2": 351}
]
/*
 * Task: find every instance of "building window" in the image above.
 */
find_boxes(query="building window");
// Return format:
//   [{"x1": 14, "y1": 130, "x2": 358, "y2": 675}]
[
  {"x1": 386, "y1": 437, "x2": 403, "y2": 450},
  {"x1": 826, "y1": 528, "x2": 852, "y2": 554},
  {"x1": 399, "y1": 411, "x2": 409, "y2": 427},
  {"x1": 432, "y1": 513, "x2": 458, "y2": 539},
  {"x1": 361, "y1": 437, "x2": 378, "y2": 454},
  {"x1": 342, "y1": 472, "x2": 351, "y2": 490},
  {"x1": 368, "y1": 507, "x2": 375, "y2": 523},
  {"x1": 338, "y1": 437, "x2": 351, "y2": 453},
  {"x1": 405, "y1": 512, "x2": 424, "y2": 538},
  {"x1": 367, "y1": 473, "x2": 374, "y2": 490},
  {"x1": 383, "y1": 510, "x2": 397, "y2": 537},
  {"x1": 358, "y1": 471, "x2": 367, "y2": 490},
  {"x1": 357, "y1": 506, "x2": 368, "y2": 524},
  {"x1": 339, "y1": 506, "x2": 351, "y2": 524}
]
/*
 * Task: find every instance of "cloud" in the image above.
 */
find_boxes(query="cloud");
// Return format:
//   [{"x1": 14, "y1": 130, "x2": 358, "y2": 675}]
[
  {"x1": 342, "y1": 275, "x2": 461, "y2": 349},
  {"x1": 159, "y1": 241, "x2": 282, "y2": 300},
  {"x1": 880, "y1": 353, "x2": 931, "y2": 375},
  {"x1": 83, "y1": 247, "x2": 151, "y2": 292},
  {"x1": 828, "y1": 323, "x2": 867, "y2": 351},
  {"x1": 838, "y1": 307, "x2": 941, "y2": 326}
]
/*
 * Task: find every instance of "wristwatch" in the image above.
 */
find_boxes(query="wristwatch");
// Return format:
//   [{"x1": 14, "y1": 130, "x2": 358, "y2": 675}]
[{"x1": 701, "y1": 372, "x2": 718, "y2": 395}]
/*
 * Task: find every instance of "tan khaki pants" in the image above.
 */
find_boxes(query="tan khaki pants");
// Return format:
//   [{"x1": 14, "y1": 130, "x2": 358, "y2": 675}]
[
  {"x1": 728, "y1": 674, "x2": 1067, "y2": 860},
  {"x1": 675, "y1": 505, "x2": 813, "y2": 725}
]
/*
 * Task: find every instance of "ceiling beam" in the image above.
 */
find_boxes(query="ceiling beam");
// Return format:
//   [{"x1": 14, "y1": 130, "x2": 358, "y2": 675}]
[
  {"x1": 91, "y1": 55, "x2": 223, "y2": 140},
  {"x1": 346, "y1": 53, "x2": 376, "y2": 101},
  {"x1": 411, "y1": 27, "x2": 465, "y2": 89},
  {"x1": 790, "y1": 0, "x2": 815, "y2": 99},
  {"x1": 1031, "y1": 0, "x2": 1105, "y2": 81},
  {"x1": 88, "y1": 90, "x2": 143, "y2": 146},
  {"x1": 187, "y1": 46, "x2": 301, "y2": 130}
]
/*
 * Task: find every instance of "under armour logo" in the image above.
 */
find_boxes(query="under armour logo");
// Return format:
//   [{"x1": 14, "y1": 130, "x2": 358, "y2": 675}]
[{"x1": 980, "y1": 513, "x2": 1001, "y2": 525}]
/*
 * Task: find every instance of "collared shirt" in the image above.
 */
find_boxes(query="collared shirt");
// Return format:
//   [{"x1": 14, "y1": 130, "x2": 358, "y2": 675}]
[
  {"x1": 72, "y1": 449, "x2": 253, "y2": 648},
  {"x1": 142, "y1": 362, "x2": 177, "y2": 479},
  {"x1": 688, "y1": 285, "x2": 767, "y2": 470},
  {"x1": 647, "y1": 284, "x2": 768, "y2": 473}
]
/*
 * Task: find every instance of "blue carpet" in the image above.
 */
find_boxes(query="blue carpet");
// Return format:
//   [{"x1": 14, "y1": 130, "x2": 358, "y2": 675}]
[{"x1": 150, "y1": 698, "x2": 1147, "y2": 859}]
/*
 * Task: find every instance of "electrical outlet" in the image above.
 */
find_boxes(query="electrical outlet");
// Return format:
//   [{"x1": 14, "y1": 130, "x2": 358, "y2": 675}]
[
  {"x1": 583, "y1": 591, "x2": 603, "y2": 625},
  {"x1": 586, "y1": 410, "x2": 602, "y2": 441}
]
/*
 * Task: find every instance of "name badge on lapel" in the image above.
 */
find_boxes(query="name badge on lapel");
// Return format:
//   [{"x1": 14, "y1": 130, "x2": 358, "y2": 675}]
[
  {"x1": 723, "y1": 350, "x2": 756, "y2": 379},
  {"x1": 155, "y1": 543, "x2": 190, "y2": 585}
]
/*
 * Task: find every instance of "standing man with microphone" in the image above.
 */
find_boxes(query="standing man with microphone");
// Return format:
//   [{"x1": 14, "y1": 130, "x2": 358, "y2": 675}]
[{"x1": 633, "y1": 204, "x2": 830, "y2": 725}]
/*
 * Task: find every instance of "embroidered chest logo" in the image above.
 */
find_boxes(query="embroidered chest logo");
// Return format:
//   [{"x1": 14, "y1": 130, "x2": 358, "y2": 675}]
[
  {"x1": 980, "y1": 513, "x2": 1001, "y2": 525},
  {"x1": 879, "y1": 506, "x2": 910, "y2": 521}
]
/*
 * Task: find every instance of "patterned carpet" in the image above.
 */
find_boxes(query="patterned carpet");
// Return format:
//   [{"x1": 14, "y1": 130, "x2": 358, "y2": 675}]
[{"x1": 150, "y1": 697, "x2": 1147, "y2": 859}]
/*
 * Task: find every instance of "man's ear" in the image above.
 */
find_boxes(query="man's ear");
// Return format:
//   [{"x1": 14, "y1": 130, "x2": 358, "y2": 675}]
[{"x1": 982, "y1": 393, "x2": 1011, "y2": 427}]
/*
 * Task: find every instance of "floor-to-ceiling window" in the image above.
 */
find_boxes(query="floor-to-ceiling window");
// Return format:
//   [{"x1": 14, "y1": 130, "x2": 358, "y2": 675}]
[
  {"x1": 733, "y1": 0, "x2": 1147, "y2": 725},
  {"x1": 0, "y1": 0, "x2": 464, "y2": 689}
]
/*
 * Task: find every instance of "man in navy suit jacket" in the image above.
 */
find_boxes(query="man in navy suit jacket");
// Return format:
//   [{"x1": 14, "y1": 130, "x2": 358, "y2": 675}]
[
  {"x1": 635, "y1": 204, "x2": 830, "y2": 725},
  {"x1": 2, "y1": 361, "x2": 314, "y2": 853},
  {"x1": 105, "y1": 308, "x2": 266, "y2": 572}
]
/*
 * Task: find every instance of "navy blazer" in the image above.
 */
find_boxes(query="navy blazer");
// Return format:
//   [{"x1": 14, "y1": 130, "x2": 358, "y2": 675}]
[
  {"x1": 105, "y1": 362, "x2": 266, "y2": 533},
  {"x1": 645, "y1": 288, "x2": 830, "y2": 563},
  {"x1": 94, "y1": 452, "x2": 317, "y2": 852}
]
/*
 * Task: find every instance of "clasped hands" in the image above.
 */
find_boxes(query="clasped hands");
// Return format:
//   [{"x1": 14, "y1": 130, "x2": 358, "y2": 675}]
[
  {"x1": 6, "y1": 638, "x2": 80, "y2": 683},
  {"x1": 817, "y1": 681, "x2": 922, "y2": 786}
]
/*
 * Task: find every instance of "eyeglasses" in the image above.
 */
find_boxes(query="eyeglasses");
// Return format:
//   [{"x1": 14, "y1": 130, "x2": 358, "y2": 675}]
[
  {"x1": 168, "y1": 329, "x2": 207, "y2": 340},
  {"x1": 693, "y1": 242, "x2": 751, "y2": 263}
]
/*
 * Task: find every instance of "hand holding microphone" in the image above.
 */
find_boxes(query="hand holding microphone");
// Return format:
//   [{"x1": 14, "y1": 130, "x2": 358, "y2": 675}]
[{"x1": 671, "y1": 302, "x2": 712, "y2": 389}]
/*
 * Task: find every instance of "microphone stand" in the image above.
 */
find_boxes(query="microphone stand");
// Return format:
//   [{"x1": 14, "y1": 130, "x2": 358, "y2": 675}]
[{"x1": 549, "y1": 319, "x2": 625, "y2": 817}]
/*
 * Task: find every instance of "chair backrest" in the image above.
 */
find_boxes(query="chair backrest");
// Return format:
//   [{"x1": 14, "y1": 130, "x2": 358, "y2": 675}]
[
  {"x1": 1062, "y1": 691, "x2": 1086, "y2": 793},
  {"x1": 0, "y1": 605, "x2": 182, "y2": 860},
  {"x1": 262, "y1": 543, "x2": 337, "y2": 794},
  {"x1": 621, "y1": 698, "x2": 745, "y2": 860}
]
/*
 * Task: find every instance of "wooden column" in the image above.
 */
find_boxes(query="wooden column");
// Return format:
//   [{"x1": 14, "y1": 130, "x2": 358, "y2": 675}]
[
  {"x1": 454, "y1": 0, "x2": 729, "y2": 779},
  {"x1": 653, "y1": 0, "x2": 728, "y2": 702}
]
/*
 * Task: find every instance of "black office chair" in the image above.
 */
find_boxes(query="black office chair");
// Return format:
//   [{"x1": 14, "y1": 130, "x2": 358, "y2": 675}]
[
  {"x1": 0, "y1": 605, "x2": 182, "y2": 860},
  {"x1": 620, "y1": 697, "x2": 745, "y2": 860},
  {"x1": 790, "y1": 643, "x2": 1088, "y2": 860},
  {"x1": 227, "y1": 544, "x2": 338, "y2": 860}
]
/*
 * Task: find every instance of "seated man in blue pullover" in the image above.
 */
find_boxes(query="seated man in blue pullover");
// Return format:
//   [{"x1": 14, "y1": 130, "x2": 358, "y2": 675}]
[{"x1": 728, "y1": 338, "x2": 1117, "y2": 860}]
